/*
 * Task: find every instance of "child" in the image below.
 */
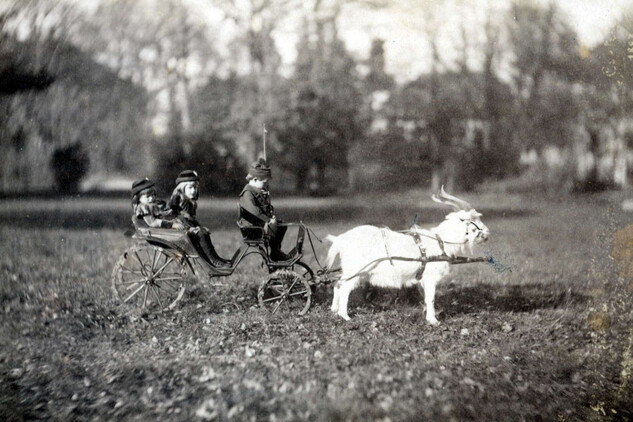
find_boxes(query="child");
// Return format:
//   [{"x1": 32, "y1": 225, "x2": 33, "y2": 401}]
[
  {"x1": 169, "y1": 170, "x2": 231, "y2": 268},
  {"x1": 238, "y1": 158, "x2": 288, "y2": 261},
  {"x1": 131, "y1": 177, "x2": 184, "y2": 230}
]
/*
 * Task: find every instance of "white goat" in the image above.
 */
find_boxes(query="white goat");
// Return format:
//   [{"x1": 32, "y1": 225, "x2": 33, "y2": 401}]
[{"x1": 325, "y1": 187, "x2": 490, "y2": 324}]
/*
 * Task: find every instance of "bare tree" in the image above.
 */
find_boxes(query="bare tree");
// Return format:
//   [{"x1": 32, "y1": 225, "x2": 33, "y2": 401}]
[{"x1": 84, "y1": 0, "x2": 218, "y2": 142}]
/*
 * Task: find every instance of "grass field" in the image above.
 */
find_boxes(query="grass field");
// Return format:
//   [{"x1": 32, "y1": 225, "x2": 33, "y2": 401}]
[{"x1": 1, "y1": 191, "x2": 632, "y2": 421}]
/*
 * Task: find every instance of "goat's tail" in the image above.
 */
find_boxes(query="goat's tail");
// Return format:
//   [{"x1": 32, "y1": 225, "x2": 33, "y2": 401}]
[{"x1": 324, "y1": 234, "x2": 339, "y2": 270}]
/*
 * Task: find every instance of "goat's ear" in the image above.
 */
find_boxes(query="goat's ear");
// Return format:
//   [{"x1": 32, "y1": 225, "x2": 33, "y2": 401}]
[
  {"x1": 454, "y1": 210, "x2": 472, "y2": 220},
  {"x1": 468, "y1": 210, "x2": 482, "y2": 219},
  {"x1": 445, "y1": 212, "x2": 461, "y2": 221}
]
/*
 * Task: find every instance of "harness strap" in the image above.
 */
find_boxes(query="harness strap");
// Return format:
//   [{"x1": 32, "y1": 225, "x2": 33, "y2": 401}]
[
  {"x1": 435, "y1": 233, "x2": 448, "y2": 256},
  {"x1": 380, "y1": 228, "x2": 394, "y2": 266},
  {"x1": 411, "y1": 232, "x2": 427, "y2": 279}
]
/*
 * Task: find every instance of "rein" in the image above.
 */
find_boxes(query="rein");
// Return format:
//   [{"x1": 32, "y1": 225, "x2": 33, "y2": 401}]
[
  {"x1": 305, "y1": 226, "x2": 327, "y2": 270},
  {"x1": 397, "y1": 228, "x2": 469, "y2": 245},
  {"x1": 335, "y1": 255, "x2": 488, "y2": 282}
]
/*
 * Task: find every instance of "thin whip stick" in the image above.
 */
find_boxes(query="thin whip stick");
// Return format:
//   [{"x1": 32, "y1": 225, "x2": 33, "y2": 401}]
[{"x1": 263, "y1": 124, "x2": 267, "y2": 161}]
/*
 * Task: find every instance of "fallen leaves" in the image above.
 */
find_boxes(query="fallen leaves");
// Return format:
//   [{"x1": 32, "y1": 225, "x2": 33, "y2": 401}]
[{"x1": 587, "y1": 311, "x2": 611, "y2": 332}]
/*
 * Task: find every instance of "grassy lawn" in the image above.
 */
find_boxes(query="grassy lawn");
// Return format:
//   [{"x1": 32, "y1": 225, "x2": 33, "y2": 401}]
[{"x1": 0, "y1": 192, "x2": 632, "y2": 421}]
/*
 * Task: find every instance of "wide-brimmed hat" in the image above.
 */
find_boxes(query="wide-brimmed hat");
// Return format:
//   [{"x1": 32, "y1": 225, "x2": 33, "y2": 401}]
[
  {"x1": 247, "y1": 158, "x2": 272, "y2": 180},
  {"x1": 131, "y1": 177, "x2": 155, "y2": 196},
  {"x1": 175, "y1": 170, "x2": 199, "y2": 185}
]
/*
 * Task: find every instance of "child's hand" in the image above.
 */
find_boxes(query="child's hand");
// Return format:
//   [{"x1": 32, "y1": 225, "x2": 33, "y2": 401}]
[
  {"x1": 265, "y1": 218, "x2": 278, "y2": 236},
  {"x1": 172, "y1": 221, "x2": 185, "y2": 230}
]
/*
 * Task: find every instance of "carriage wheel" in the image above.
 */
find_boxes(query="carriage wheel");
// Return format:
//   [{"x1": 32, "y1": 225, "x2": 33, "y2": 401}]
[
  {"x1": 293, "y1": 261, "x2": 315, "y2": 285},
  {"x1": 111, "y1": 244, "x2": 187, "y2": 311},
  {"x1": 258, "y1": 269, "x2": 312, "y2": 316}
]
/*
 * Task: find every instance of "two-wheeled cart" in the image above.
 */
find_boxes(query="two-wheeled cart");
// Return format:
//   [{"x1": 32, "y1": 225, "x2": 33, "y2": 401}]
[{"x1": 111, "y1": 221, "x2": 316, "y2": 314}]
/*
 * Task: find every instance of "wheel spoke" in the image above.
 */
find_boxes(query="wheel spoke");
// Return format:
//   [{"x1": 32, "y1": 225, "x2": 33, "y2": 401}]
[
  {"x1": 153, "y1": 276, "x2": 182, "y2": 283},
  {"x1": 146, "y1": 247, "x2": 154, "y2": 269},
  {"x1": 115, "y1": 278, "x2": 148, "y2": 286},
  {"x1": 142, "y1": 284, "x2": 149, "y2": 308},
  {"x1": 153, "y1": 257, "x2": 174, "y2": 278},
  {"x1": 151, "y1": 285, "x2": 163, "y2": 309},
  {"x1": 288, "y1": 290, "x2": 309, "y2": 297},
  {"x1": 120, "y1": 266, "x2": 143, "y2": 274},
  {"x1": 286, "y1": 278, "x2": 299, "y2": 293},
  {"x1": 124, "y1": 283, "x2": 147, "y2": 303},
  {"x1": 158, "y1": 272, "x2": 182, "y2": 277},
  {"x1": 263, "y1": 295, "x2": 284, "y2": 303},
  {"x1": 272, "y1": 297, "x2": 284, "y2": 314},
  {"x1": 268, "y1": 285, "x2": 285, "y2": 293},
  {"x1": 125, "y1": 282, "x2": 145, "y2": 292},
  {"x1": 151, "y1": 248, "x2": 159, "y2": 272},
  {"x1": 157, "y1": 279, "x2": 180, "y2": 291},
  {"x1": 133, "y1": 252, "x2": 148, "y2": 276}
]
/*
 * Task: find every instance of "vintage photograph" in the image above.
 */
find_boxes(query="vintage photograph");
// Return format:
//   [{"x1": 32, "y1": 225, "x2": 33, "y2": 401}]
[{"x1": 1, "y1": 0, "x2": 632, "y2": 420}]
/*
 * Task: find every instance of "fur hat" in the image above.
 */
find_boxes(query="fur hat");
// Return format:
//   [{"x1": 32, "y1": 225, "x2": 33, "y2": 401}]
[
  {"x1": 247, "y1": 158, "x2": 272, "y2": 180},
  {"x1": 131, "y1": 177, "x2": 155, "y2": 196},
  {"x1": 175, "y1": 170, "x2": 199, "y2": 185}
]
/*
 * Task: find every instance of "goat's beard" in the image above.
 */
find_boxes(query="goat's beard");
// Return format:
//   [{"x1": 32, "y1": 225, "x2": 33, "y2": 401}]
[{"x1": 465, "y1": 240, "x2": 477, "y2": 257}]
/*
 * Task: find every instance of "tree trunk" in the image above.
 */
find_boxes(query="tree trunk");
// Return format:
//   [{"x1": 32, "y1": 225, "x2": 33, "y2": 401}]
[
  {"x1": 431, "y1": 168, "x2": 441, "y2": 192},
  {"x1": 444, "y1": 158, "x2": 457, "y2": 192},
  {"x1": 315, "y1": 162, "x2": 326, "y2": 193},
  {"x1": 587, "y1": 128, "x2": 600, "y2": 185},
  {"x1": 295, "y1": 166, "x2": 309, "y2": 193}
]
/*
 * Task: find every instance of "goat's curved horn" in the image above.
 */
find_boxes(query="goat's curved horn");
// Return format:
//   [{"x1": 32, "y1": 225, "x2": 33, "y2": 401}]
[
  {"x1": 438, "y1": 185, "x2": 473, "y2": 210},
  {"x1": 432, "y1": 187, "x2": 460, "y2": 211}
]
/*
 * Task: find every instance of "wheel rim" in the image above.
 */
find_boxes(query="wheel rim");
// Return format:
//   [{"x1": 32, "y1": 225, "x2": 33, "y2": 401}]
[
  {"x1": 112, "y1": 244, "x2": 186, "y2": 311},
  {"x1": 293, "y1": 261, "x2": 315, "y2": 285},
  {"x1": 258, "y1": 270, "x2": 312, "y2": 316}
]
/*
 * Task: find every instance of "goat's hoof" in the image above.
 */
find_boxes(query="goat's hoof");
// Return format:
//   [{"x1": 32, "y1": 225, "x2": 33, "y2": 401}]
[
  {"x1": 427, "y1": 318, "x2": 440, "y2": 326},
  {"x1": 338, "y1": 313, "x2": 351, "y2": 321}
]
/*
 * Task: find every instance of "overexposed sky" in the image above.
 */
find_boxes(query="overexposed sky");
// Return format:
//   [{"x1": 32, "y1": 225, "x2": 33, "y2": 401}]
[
  {"x1": 62, "y1": 0, "x2": 627, "y2": 82},
  {"x1": 331, "y1": 0, "x2": 628, "y2": 82},
  {"x1": 554, "y1": 0, "x2": 627, "y2": 44}
]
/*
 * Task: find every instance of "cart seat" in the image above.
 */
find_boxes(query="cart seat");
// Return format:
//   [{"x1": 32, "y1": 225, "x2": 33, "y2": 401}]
[
  {"x1": 236, "y1": 222, "x2": 267, "y2": 246},
  {"x1": 132, "y1": 217, "x2": 196, "y2": 254}
]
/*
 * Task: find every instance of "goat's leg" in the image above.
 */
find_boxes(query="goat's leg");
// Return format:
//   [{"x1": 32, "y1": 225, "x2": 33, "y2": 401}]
[
  {"x1": 331, "y1": 282, "x2": 340, "y2": 313},
  {"x1": 423, "y1": 276, "x2": 440, "y2": 326},
  {"x1": 335, "y1": 279, "x2": 354, "y2": 321}
]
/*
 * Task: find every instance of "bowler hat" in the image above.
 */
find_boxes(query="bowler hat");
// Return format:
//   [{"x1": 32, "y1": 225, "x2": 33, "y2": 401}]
[
  {"x1": 175, "y1": 170, "x2": 199, "y2": 185},
  {"x1": 131, "y1": 177, "x2": 155, "y2": 196}
]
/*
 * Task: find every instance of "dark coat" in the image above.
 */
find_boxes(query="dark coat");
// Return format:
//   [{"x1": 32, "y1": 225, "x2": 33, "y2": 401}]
[
  {"x1": 238, "y1": 184, "x2": 274, "y2": 227},
  {"x1": 169, "y1": 193, "x2": 199, "y2": 228},
  {"x1": 133, "y1": 200, "x2": 173, "y2": 228}
]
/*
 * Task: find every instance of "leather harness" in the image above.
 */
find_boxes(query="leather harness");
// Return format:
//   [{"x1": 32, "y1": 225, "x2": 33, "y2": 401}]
[
  {"x1": 411, "y1": 231, "x2": 427, "y2": 280},
  {"x1": 380, "y1": 228, "x2": 436, "y2": 280}
]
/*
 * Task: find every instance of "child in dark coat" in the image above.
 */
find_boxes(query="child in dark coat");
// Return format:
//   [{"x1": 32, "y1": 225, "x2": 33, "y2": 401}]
[
  {"x1": 131, "y1": 178, "x2": 184, "y2": 230},
  {"x1": 169, "y1": 170, "x2": 230, "y2": 268},
  {"x1": 238, "y1": 159, "x2": 288, "y2": 261}
]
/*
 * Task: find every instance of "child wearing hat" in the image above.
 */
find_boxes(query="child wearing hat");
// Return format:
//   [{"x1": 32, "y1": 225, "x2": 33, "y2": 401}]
[
  {"x1": 238, "y1": 158, "x2": 289, "y2": 261},
  {"x1": 131, "y1": 178, "x2": 184, "y2": 230},
  {"x1": 169, "y1": 170, "x2": 231, "y2": 268}
]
